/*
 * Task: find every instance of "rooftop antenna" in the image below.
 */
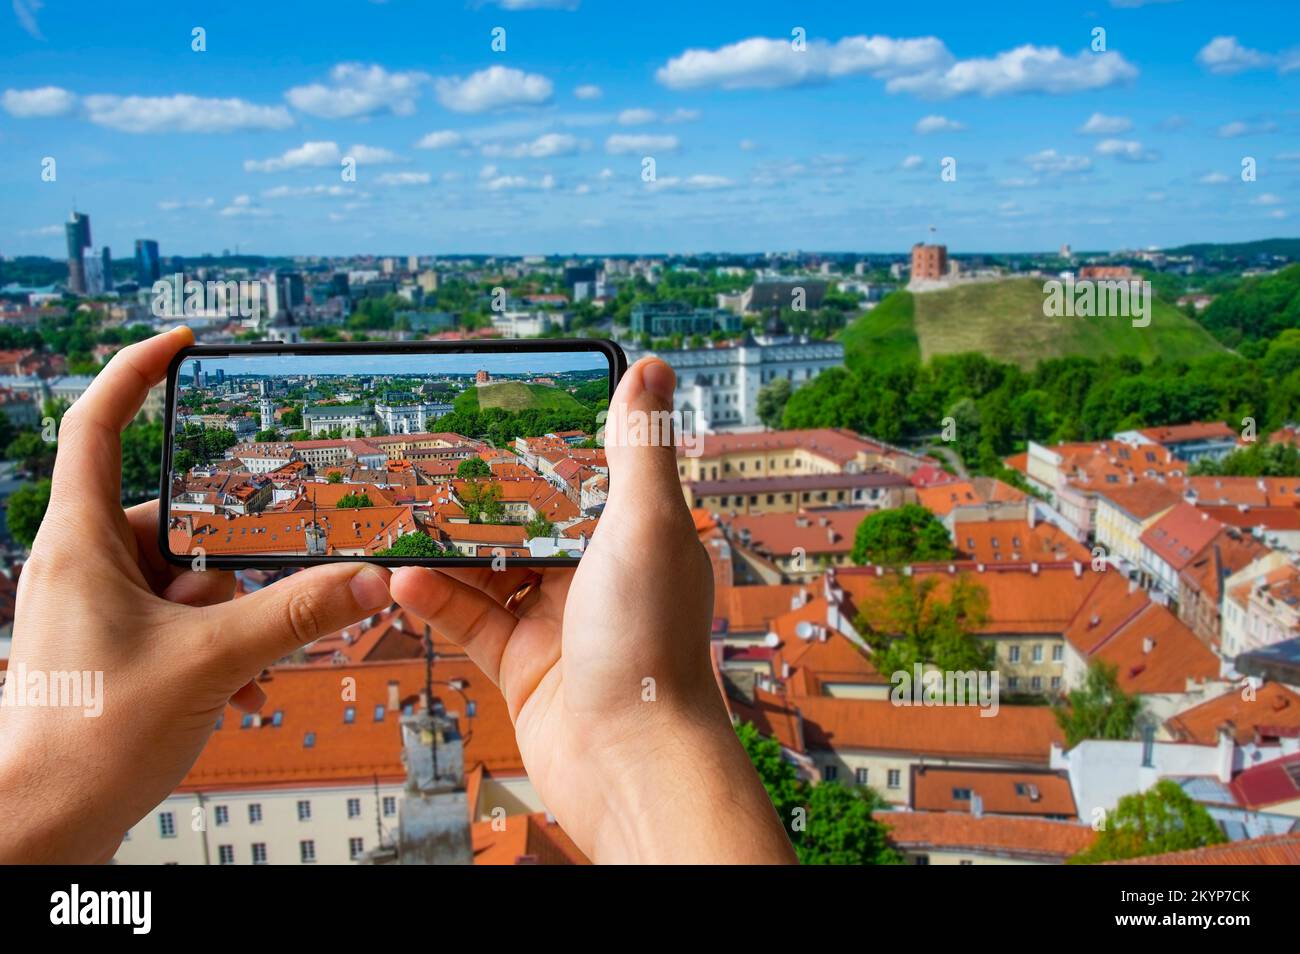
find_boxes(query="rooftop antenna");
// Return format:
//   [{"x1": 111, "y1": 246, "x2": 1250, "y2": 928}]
[{"x1": 423, "y1": 622, "x2": 438, "y2": 780}]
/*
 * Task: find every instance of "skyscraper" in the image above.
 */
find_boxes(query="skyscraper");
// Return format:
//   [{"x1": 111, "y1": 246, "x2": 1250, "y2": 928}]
[
  {"x1": 65, "y1": 211, "x2": 92, "y2": 294},
  {"x1": 135, "y1": 239, "x2": 161, "y2": 286},
  {"x1": 101, "y1": 247, "x2": 114, "y2": 292}
]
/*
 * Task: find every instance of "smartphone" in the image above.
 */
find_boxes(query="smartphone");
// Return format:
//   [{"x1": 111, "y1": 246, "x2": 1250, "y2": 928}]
[{"x1": 158, "y1": 339, "x2": 626, "y2": 568}]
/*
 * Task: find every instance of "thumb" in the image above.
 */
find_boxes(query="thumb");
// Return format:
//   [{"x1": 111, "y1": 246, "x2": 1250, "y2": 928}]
[
  {"x1": 204, "y1": 563, "x2": 392, "y2": 676},
  {"x1": 602, "y1": 357, "x2": 692, "y2": 526}
]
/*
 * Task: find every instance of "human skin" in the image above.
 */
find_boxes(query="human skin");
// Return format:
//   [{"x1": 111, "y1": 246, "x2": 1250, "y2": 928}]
[
  {"x1": 390, "y1": 357, "x2": 797, "y2": 863},
  {"x1": 0, "y1": 330, "x2": 795, "y2": 865}
]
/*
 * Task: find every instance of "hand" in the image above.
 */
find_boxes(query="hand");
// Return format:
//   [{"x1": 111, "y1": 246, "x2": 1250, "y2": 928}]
[
  {"x1": 390, "y1": 357, "x2": 797, "y2": 863},
  {"x1": 0, "y1": 328, "x2": 394, "y2": 864}
]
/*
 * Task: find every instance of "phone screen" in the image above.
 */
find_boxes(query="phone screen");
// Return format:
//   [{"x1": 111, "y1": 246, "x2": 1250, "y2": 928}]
[{"x1": 161, "y1": 342, "x2": 621, "y2": 567}]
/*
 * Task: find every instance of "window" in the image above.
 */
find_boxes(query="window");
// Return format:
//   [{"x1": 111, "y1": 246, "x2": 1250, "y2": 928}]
[
  {"x1": 382, "y1": 796, "x2": 397, "y2": 817},
  {"x1": 951, "y1": 788, "x2": 971, "y2": 801},
  {"x1": 271, "y1": 710, "x2": 283, "y2": 727},
  {"x1": 297, "y1": 800, "x2": 311, "y2": 822},
  {"x1": 959, "y1": 860, "x2": 974, "y2": 866},
  {"x1": 347, "y1": 798, "x2": 362, "y2": 819},
  {"x1": 218, "y1": 845, "x2": 234, "y2": 865},
  {"x1": 159, "y1": 812, "x2": 176, "y2": 839},
  {"x1": 343, "y1": 706, "x2": 356, "y2": 724},
  {"x1": 1008, "y1": 646, "x2": 1021, "y2": 663},
  {"x1": 251, "y1": 843, "x2": 267, "y2": 865},
  {"x1": 855, "y1": 768, "x2": 868, "y2": 785},
  {"x1": 1008, "y1": 676, "x2": 1020, "y2": 691},
  {"x1": 887, "y1": 769, "x2": 901, "y2": 789},
  {"x1": 822, "y1": 764, "x2": 838, "y2": 781},
  {"x1": 240, "y1": 713, "x2": 254, "y2": 729},
  {"x1": 1051, "y1": 676, "x2": 1061, "y2": 690},
  {"x1": 248, "y1": 803, "x2": 263, "y2": 824},
  {"x1": 215, "y1": 805, "x2": 229, "y2": 827},
  {"x1": 1031, "y1": 676, "x2": 1042, "y2": 691},
  {"x1": 373, "y1": 704, "x2": 386, "y2": 722},
  {"x1": 304, "y1": 732, "x2": 316, "y2": 748},
  {"x1": 1052, "y1": 645, "x2": 1064, "y2": 662},
  {"x1": 1032, "y1": 645, "x2": 1043, "y2": 663},
  {"x1": 914, "y1": 855, "x2": 929, "y2": 865},
  {"x1": 300, "y1": 840, "x2": 316, "y2": 863},
  {"x1": 349, "y1": 837, "x2": 365, "y2": 860}
]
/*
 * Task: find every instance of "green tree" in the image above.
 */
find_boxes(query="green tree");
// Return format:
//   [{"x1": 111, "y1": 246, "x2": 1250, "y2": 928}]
[
  {"x1": 460, "y1": 480, "x2": 504, "y2": 523},
  {"x1": 335, "y1": 493, "x2": 373, "y2": 509},
  {"x1": 798, "y1": 781, "x2": 904, "y2": 866},
  {"x1": 6, "y1": 430, "x2": 57, "y2": 478},
  {"x1": 851, "y1": 504, "x2": 955, "y2": 566},
  {"x1": 756, "y1": 377, "x2": 793, "y2": 429},
  {"x1": 1054, "y1": 660, "x2": 1143, "y2": 747},
  {"x1": 326, "y1": 471, "x2": 343, "y2": 483},
  {"x1": 6, "y1": 478, "x2": 51, "y2": 548},
  {"x1": 120, "y1": 420, "x2": 163, "y2": 503},
  {"x1": 457, "y1": 456, "x2": 491, "y2": 480},
  {"x1": 524, "y1": 515, "x2": 555, "y2": 538},
  {"x1": 254, "y1": 428, "x2": 279, "y2": 443},
  {"x1": 735, "y1": 722, "x2": 807, "y2": 836},
  {"x1": 1071, "y1": 780, "x2": 1227, "y2": 864},
  {"x1": 855, "y1": 572, "x2": 994, "y2": 676},
  {"x1": 375, "y1": 532, "x2": 453, "y2": 558}
]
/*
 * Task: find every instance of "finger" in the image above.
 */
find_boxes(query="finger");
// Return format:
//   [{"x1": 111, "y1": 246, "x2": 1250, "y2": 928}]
[
  {"x1": 51, "y1": 326, "x2": 194, "y2": 518},
  {"x1": 229, "y1": 680, "x2": 267, "y2": 714},
  {"x1": 390, "y1": 566, "x2": 519, "y2": 685},
  {"x1": 124, "y1": 499, "x2": 193, "y2": 593},
  {"x1": 204, "y1": 562, "x2": 392, "y2": 675},
  {"x1": 433, "y1": 565, "x2": 542, "y2": 607},
  {"x1": 601, "y1": 357, "x2": 695, "y2": 533},
  {"x1": 162, "y1": 568, "x2": 236, "y2": 607}
]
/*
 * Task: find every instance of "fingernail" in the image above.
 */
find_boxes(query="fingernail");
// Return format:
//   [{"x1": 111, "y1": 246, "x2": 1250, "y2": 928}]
[
  {"x1": 642, "y1": 359, "x2": 676, "y2": 403},
  {"x1": 170, "y1": 325, "x2": 195, "y2": 343},
  {"x1": 350, "y1": 565, "x2": 391, "y2": 611}
]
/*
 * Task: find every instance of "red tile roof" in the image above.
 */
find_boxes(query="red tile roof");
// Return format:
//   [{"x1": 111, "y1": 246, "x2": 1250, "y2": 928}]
[
  {"x1": 1139, "y1": 503, "x2": 1224, "y2": 573},
  {"x1": 1107, "y1": 832, "x2": 1300, "y2": 865},
  {"x1": 910, "y1": 767, "x2": 1077, "y2": 817},
  {"x1": 1165, "y1": 683, "x2": 1300, "y2": 746},
  {"x1": 883, "y1": 812, "x2": 1095, "y2": 861}
]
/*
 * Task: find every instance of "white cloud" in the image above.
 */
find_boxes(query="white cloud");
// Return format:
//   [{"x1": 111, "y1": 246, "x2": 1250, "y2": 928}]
[
  {"x1": 1095, "y1": 138, "x2": 1158, "y2": 162},
  {"x1": 376, "y1": 172, "x2": 431, "y2": 186},
  {"x1": 1252, "y1": 193, "x2": 1283, "y2": 206},
  {"x1": 606, "y1": 133, "x2": 678, "y2": 155},
  {"x1": 1198, "y1": 172, "x2": 1229, "y2": 184},
  {"x1": 13, "y1": 0, "x2": 43, "y2": 40},
  {"x1": 1078, "y1": 112, "x2": 1132, "y2": 135},
  {"x1": 486, "y1": 0, "x2": 579, "y2": 8},
  {"x1": 1218, "y1": 120, "x2": 1276, "y2": 138},
  {"x1": 999, "y1": 177, "x2": 1039, "y2": 188},
  {"x1": 483, "y1": 173, "x2": 556, "y2": 191},
  {"x1": 347, "y1": 144, "x2": 401, "y2": 164},
  {"x1": 618, "y1": 108, "x2": 658, "y2": 126},
  {"x1": 646, "y1": 174, "x2": 735, "y2": 191},
  {"x1": 83, "y1": 94, "x2": 293, "y2": 133},
  {"x1": 1196, "y1": 36, "x2": 1273, "y2": 75},
  {"x1": 158, "y1": 197, "x2": 216, "y2": 211},
  {"x1": 656, "y1": 34, "x2": 951, "y2": 90},
  {"x1": 1025, "y1": 148, "x2": 1091, "y2": 174},
  {"x1": 2, "y1": 86, "x2": 75, "y2": 117},
  {"x1": 914, "y1": 114, "x2": 964, "y2": 134},
  {"x1": 574, "y1": 84, "x2": 602, "y2": 100},
  {"x1": 244, "y1": 141, "x2": 341, "y2": 173},
  {"x1": 262, "y1": 185, "x2": 353, "y2": 199},
  {"x1": 666, "y1": 108, "x2": 701, "y2": 122},
  {"x1": 219, "y1": 194, "x2": 268, "y2": 217},
  {"x1": 739, "y1": 138, "x2": 758, "y2": 151},
  {"x1": 286, "y1": 63, "x2": 429, "y2": 118},
  {"x1": 481, "y1": 132, "x2": 581, "y2": 158},
  {"x1": 900, "y1": 154, "x2": 925, "y2": 170},
  {"x1": 434, "y1": 66, "x2": 553, "y2": 113},
  {"x1": 416, "y1": 130, "x2": 462, "y2": 150},
  {"x1": 888, "y1": 46, "x2": 1137, "y2": 98}
]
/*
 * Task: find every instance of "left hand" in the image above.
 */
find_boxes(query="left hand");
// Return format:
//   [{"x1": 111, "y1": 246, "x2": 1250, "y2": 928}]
[{"x1": 0, "y1": 327, "x2": 393, "y2": 863}]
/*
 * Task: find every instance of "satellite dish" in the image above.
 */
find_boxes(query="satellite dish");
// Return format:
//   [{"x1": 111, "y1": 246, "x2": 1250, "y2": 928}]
[
  {"x1": 763, "y1": 632, "x2": 781, "y2": 648},
  {"x1": 795, "y1": 621, "x2": 815, "y2": 641}
]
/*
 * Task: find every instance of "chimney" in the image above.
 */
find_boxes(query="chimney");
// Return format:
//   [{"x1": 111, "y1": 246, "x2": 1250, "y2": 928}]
[
  {"x1": 1128, "y1": 576, "x2": 1139, "y2": 594},
  {"x1": 387, "y1": 680, "x2": 401, "y2": 712},
  {"x1": 1030, "y1": 562, "x2": 1040, "y2": 576},
  {"x1": 1216, "y1": 723, "x2": 1235, "y2": 783},
  {"x1": 1073, "y1": 560, "x2": 1083, "y2": 578},
  {"x1": 970, "y1": 792, "x2": 983, "y2": 818},
  {"x1": 1142, "y1": 636, "x2": 1155, "y2": 654},
  {"x1": 1027, "y1": 507, "x2": 1036, "y2": 529}
]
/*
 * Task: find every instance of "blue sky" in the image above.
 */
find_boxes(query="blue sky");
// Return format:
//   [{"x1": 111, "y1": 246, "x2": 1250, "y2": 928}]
[
  {"x1": 2, "y1": 0, "x2": 1297, "y2": 257},
  {"x1": 181, "y1": 351, "x2": 609, "y2": 377}
]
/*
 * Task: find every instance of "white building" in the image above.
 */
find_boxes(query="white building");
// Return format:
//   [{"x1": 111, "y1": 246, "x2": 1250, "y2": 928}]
[
  {"x1": 623, "y1": 335, "x2": 843, "y2": 432},
  {"x1": 374, "y1": 400, "x2": 453, "y2": 434}
]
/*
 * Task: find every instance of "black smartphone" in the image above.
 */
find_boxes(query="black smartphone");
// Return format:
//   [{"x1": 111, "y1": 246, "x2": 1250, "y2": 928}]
[{"x1": 158, "y1": 339, "x2": 626, "y2": 568}]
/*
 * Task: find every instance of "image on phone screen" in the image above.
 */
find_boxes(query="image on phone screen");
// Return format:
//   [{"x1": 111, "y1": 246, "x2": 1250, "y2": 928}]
[{"x1": 162, "y1": 344, "x2": 617, "y2": 565}]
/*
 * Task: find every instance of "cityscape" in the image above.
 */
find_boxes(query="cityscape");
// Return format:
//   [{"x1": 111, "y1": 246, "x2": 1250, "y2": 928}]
[
  {"x1": 1, "y1": 0, "x2": 1299, "y2": 872},
  {"x1": 167, "y1": 353, "x2": 610, "y2": 560}
]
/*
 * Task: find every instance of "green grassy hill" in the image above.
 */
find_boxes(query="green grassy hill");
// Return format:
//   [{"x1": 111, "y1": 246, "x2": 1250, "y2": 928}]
[
  {"x1": 841, "y1": 278, "x2": 1228, "y2": 371},
  {"x1": 454, "y1": 381, "x2": 587, "y2": 414}
]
